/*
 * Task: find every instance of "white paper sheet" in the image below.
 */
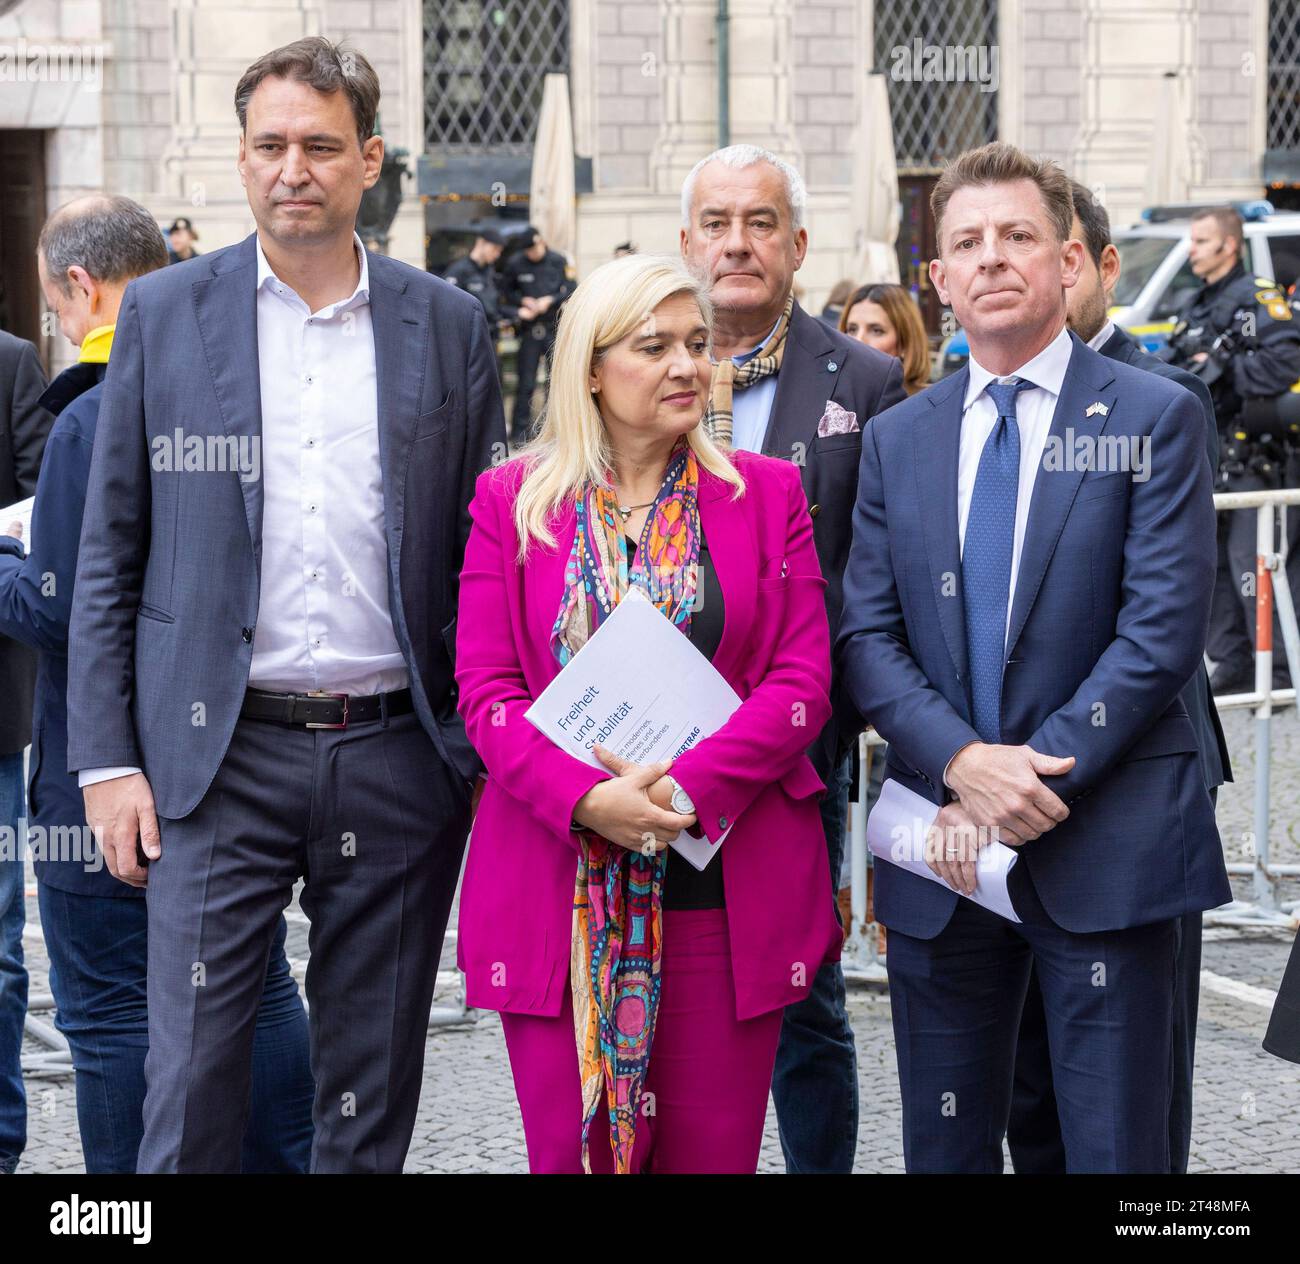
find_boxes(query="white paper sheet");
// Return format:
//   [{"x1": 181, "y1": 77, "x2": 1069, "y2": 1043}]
[
  {"x1": 525, "y1": 588, "x2": 741, "y2": 870},
  {"x1": 0, "y1": 497, "x2": 32, "y2": 554},
  {"x1": 866, "y1": 777, "x2": 1022, "y2": 922}
]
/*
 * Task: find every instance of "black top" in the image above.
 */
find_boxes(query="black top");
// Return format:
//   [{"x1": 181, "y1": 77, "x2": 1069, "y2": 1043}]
[{"x1": 626, "y1": 530, "x2": 726, "y2": 910}]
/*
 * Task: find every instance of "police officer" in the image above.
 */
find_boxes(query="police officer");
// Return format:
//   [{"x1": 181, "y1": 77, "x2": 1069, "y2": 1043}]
[
  {"x1": 443, "y1": 228, "x2": 505, "y2": 327},
  {"x1": 500, "y1": 225, "x2": 574, "y2": 444},
  {"x1": 1167, "y1": 206, "x2": 1300, "y2": 692}
]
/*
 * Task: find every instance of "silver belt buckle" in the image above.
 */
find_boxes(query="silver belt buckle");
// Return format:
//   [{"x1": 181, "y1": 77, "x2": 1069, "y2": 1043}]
[{"x1": 304, "y1": 690, "x2": 348, "y2": 729}]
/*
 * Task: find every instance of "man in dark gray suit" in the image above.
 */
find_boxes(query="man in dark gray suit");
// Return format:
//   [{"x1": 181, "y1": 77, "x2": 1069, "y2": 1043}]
[
  {"x1": 680, "y1": 145, "x2": 906, "y2": 1173},
  {"x1": 1008, "y1": 180, "x2": 1231, "y2": 1175},
  {"x1": 0, "y1": 328, "x2": 50, "y2": 1174},
  {"x1": 67, "y1": 38, "x2": 505, "y2": 1173}
]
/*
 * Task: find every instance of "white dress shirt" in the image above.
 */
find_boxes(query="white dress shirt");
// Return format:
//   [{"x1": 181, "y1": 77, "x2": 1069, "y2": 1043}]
[
  {"x1": 940, "y1": 323, "x2": 1072, "y2": 787},
  {"x1": 958, "y1": 323, "x2": 1074, "y2": 642},
  {"x1": 1087, "y1": 318, "x2": 1116, "y2": 352},
  {"x1": 248, "y1": 232, "x2": 408, "y2": 695},
  {"x1": 80, "y1": 233, "x2": 408, "y2": 789}
]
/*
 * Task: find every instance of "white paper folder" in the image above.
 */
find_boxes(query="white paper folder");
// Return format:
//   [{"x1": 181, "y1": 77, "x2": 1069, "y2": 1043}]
[
  {"x1": 866, "y1": 777, "x2": 1022, "y2": 922},
  {"x1": 525, "y1": 588, "x2": 741, "y2": 870}
]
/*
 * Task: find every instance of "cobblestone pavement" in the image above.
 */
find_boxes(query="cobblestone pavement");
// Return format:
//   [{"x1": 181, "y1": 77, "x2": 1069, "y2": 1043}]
[{"x1": 15, "y1": 706, "x2": 1300, "y2": 1173}]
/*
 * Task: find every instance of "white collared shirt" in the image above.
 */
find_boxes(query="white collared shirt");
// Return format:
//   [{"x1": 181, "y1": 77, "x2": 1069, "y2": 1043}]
[
  {"x1": 249, "y1": 232, "x2": 409, "y2": 695},
  {"x1": 1087, "y1": 318, "x2": 1116, "y2": 352},
  {"x1": 958, "y1": 323, "x2": 1074, "y2": 644}
]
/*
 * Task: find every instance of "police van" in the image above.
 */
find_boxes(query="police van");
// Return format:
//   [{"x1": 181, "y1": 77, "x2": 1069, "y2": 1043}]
[{"x1": 937, "y1": 199, "x2": 1300, "y2": 373}]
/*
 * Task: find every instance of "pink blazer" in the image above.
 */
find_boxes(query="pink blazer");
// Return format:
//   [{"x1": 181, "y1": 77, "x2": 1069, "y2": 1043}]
[{"x1": 454, "y1": 448, "x2": 842, "y2": 1021}]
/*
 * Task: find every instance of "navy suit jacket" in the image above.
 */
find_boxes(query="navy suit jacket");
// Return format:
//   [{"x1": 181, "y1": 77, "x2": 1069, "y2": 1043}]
[
  {"x1": 0, "y1": 366, "x2": 136, "y2": 895},
  {"x1": 1098, "y1": 324, "x2": 1230, "y2": 792},
  {"x1": 66, "y1": 235, "x2": 507, "y2": 819},
  {"x1": 836, "y1": 332, "x2": 1232, "y2": 938}
]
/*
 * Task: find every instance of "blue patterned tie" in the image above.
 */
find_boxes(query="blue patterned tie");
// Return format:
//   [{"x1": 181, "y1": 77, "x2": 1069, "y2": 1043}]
[{"x1": 963, "y1": 378, "x2": 1033, "y2": 744}]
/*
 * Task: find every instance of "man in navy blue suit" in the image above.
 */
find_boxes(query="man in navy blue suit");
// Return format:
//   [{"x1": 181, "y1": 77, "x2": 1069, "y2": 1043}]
[
  {"x1": 836, "y1": 142, "x2": 1231, "y2": 1173},
  {"x1": 1007, "y1": 181, "x2": 1232, "y2": 1176}
]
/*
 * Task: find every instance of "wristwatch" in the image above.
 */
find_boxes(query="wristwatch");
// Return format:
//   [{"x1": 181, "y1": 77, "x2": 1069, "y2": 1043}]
[{"x1": 666, "y1": 775, "x2": 695, "y2": 815}]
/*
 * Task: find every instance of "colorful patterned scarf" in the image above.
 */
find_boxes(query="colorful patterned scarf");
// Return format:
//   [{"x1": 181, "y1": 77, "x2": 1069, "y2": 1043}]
[
  {"x1": 701, "y1": 291, "x2": 795, "y2": 447},
  {"x1": 550, "y1": 440, "x2": 702, "y2": 1173}
]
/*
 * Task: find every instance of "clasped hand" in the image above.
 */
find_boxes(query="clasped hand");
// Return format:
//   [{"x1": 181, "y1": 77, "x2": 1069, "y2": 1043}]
[
  {"x1": 925, "y1": 742, "x2": 1076, "y2": 894},
  {"x1": 571, "y1": 744, "x2": 697, "y2": 856}
]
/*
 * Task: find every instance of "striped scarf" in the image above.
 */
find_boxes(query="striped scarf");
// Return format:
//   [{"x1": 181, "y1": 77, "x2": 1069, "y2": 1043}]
[{"x1": 701, "y1": 292, "x2": 795, "y2": 447}]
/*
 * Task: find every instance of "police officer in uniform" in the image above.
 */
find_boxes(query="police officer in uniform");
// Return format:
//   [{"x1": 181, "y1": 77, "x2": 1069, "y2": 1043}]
[
  {"x1": 443, "y1": 228, "x2": 505, "y2": 328},
  {"x1": 499, "y1": 225, "x2": 574, "y2": 445},
  {"x1": 1166, "y1": 206, "x2": 1300, "y2": 693}
]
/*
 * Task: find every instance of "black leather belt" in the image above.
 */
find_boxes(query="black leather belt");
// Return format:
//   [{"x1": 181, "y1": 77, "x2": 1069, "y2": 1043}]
[{"x1": 240, "y1": 687, "x2": 414, "y2": 730}]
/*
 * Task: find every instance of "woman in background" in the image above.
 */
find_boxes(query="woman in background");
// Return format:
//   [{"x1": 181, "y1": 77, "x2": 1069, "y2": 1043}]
[{"x1": 840, "y1": 282, "x2": 931, "y2": 396}]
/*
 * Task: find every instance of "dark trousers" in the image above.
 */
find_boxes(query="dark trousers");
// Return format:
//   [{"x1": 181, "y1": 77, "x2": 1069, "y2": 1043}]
[
  {"x1": 1207, "y1": 494, "x2": 1300, "y2": 683},
  {"x1": 137, "y1": 709, "x2": 470, "y2": 1173},
  {"x1": 771, "y1": 753, "x2": 859, "y2": 1172},
  {"x1": 887, "y1": 865, "x2": 1178, "y2": 1173},
  {"x1": 39, "y1": 883, "x2": 314, "y2": 1173},
  {"x1": 511, "y1": 318, "x2": 556, "y2": 441},
  {"x1": 1008, "y1": 910, "x2": 1202, "y2": 1174}
]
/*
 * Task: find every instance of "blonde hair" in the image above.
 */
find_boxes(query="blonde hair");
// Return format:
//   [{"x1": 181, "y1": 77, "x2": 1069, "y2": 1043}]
[{"x1": 511, "y1": 254, "x2": 744, "y2": 558}]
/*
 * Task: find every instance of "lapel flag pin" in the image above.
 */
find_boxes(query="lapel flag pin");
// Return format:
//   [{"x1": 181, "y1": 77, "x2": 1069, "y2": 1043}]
[{"x1": 1085, "y1": 401, "x2": 1109, "y2": 417}]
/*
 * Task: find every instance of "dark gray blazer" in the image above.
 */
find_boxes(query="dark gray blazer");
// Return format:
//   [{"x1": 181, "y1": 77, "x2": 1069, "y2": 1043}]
[
  {"x1": 0, "y1": 330, "x2": 51, "y2": 755},
  {"x1": 761, "y1": 300, "x2": 907, "y2": 780},
  {"x1": 66, "y1": 235, "x2": 507, "y2": 818}
]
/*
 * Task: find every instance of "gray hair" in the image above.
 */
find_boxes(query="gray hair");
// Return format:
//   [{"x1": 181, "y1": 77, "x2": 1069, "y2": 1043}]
[
  {"x1": 680, "y1": 144, "x2": 807, "y2": 232},
  {"x1": 39, "y1": 195, "x2": 168, "y2": 294}
]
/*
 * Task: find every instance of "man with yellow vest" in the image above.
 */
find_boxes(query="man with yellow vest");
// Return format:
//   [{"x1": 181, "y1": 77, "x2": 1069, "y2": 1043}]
[{"x1": 0, "y1": 194, "x2": 315, "y2": 1173}]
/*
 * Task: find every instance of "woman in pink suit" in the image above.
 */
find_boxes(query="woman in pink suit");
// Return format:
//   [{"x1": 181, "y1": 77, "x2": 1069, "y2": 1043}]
[{"x1": 454, "y1": 253, "x2": 841, "y2": 1174}]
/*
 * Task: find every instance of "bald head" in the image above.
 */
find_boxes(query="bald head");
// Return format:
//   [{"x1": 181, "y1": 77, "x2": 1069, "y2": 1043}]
[
  {"x1": 39, "y1": 194, "x2": 168, "y2": 295},
  {"x1": 38, "y1": 194, "x2": 168, "y2": 349}
]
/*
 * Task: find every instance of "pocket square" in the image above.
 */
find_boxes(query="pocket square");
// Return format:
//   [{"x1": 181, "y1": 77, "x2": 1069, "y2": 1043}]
[{"x1": 817, "y1": 401, "x2": 859, "y2": 437}]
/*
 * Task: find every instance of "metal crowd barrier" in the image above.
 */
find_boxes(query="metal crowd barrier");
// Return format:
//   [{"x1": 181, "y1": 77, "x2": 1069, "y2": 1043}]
[{"x1": 842, "y1": 486, "x2": 1300, "y2": 982}]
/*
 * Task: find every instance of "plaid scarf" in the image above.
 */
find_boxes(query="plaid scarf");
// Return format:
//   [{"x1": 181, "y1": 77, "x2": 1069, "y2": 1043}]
[
  {"x1": 550, "y1": 442, "x2": 702, "y2": 1173},
  {"x1": 701, "y1": 292, "x2": 795, "y2": 447}
]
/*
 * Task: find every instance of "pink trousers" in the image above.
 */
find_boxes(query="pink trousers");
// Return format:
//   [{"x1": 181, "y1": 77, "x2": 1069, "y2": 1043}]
[{"x1": 499, "y1": 908, "x2": 784, "y2": 1174}]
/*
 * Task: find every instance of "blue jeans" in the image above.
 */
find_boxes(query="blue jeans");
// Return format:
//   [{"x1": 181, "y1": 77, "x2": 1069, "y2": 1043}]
[
  {"x1": 771, "y1": 752, "x2": 859, "y2": 1172},
  {"x1": 38, "y1": 884, "x2": 315, "y2": 1172},
  {"x1": 0, "y1": 753, "x2": 26, "y2": 1173}
]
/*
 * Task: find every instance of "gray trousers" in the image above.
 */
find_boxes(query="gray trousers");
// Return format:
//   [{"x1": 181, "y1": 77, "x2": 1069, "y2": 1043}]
[{"x1": 138, "y1": 709, "x2": 471, "y2": 1173}]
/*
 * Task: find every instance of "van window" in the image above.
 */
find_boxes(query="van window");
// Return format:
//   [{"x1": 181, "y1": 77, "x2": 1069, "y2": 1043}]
[
  {"x1": 1112, "y1": 236, "x2": 1177, "y2": 308},
  {"x1": 1262, "y1": 235, "x2": 1300, "y2": 291},
  {"x1": 1151, "y1": 258, "x2": 1200, "y2": 320}
]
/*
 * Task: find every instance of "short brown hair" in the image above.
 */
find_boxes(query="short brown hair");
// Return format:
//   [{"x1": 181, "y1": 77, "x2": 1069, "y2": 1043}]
[
  {"x1": 1190, "y1": 206, "x2": 1244, "y2": 253},
  {"x1": 931, "y1": 142, "x2": 1074, "y2": 251},
  {"x1": 234, "y1": 37, "x2": 379, "y2": 146}
]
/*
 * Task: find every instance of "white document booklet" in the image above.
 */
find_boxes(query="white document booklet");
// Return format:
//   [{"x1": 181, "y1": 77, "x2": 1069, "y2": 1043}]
[
  {"x1": 525, "y1": 588, "x2": 741, "y2": 870},
  {"x1": 866, "y1": 777, "x2": 1022, "y2": 922}
]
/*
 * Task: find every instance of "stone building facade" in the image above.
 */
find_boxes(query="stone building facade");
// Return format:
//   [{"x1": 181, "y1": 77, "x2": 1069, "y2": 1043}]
[{"x1": 0, "y1": 0, "x2": 1284, "y2": 363}]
